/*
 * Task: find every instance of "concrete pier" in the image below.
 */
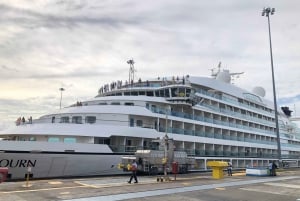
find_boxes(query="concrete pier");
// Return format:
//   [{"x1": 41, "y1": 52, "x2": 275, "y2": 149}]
[{"x1": 0, "y1": 169, "x2": 300, "y2": 201}]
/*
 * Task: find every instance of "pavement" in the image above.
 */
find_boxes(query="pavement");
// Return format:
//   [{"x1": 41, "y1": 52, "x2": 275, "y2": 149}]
[{"x1": 0, "y1": 169, "x2": 300, "y2": 201}]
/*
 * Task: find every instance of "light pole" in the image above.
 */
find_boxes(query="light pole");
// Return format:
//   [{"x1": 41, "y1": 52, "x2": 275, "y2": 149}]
[
  {"x1": 261, "y1": 7, "x2": 281, "y2": 161},
  {"x1": 59, "y1": 87, "x2": 65, "y2": 109}
]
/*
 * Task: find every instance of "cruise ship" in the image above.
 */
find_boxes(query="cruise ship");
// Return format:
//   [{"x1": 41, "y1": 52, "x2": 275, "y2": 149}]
[{"x1": 1, "y1": 61, "x2": 300, "y2": 179}]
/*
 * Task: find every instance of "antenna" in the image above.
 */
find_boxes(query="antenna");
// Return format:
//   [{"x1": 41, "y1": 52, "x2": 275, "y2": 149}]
[{"x1": 211, "y1": 61, "x2": 222, "y2": 78}]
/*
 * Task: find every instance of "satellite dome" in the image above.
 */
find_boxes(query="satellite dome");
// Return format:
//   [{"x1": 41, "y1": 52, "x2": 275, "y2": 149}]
[
  {"x1": 216, "y1": 71, "x2": 231, "y2": 83},
  {"x1": 252, "y1": 86, "x2": 266, "y2": 97}
]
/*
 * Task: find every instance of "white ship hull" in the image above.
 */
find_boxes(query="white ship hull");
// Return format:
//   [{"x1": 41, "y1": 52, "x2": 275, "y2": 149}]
[{"x1": 1, "y1": 152, "x2": 124, "y2": 179}]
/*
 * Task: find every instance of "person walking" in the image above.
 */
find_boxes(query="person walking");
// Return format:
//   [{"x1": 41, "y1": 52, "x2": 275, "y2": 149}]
[
  {"x1": 272, "y1": 161, "x2": 277, "y2": 176},
  {"x1": 128, "y1": 160, "x2": 138, "y2": 184},
  {"x1": 227, "y1": 162, "x2": 232, "y2": 176},
  {"x1": 268, "y1": 161, "x2": 273, "y2": 176}
]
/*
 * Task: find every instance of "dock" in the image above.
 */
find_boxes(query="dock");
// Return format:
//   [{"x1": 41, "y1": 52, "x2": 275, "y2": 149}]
[{"x1": 0, "y1": 169, "x2": 300, "y2": 201}]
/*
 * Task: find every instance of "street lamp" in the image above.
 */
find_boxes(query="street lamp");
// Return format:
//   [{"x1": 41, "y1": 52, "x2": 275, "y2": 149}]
[
  {"x1": 59, "y1": 87, "x2": 65, "y2": 109},
  {"x1": 261, "y1": 7, "x2": 281, "y2": 161}
]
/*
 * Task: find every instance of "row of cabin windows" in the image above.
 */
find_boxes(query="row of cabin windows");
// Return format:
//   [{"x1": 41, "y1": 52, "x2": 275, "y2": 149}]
[
  {"x1": 55, "y1": 103, "x2": 136, "y2": 124},
  {"x1": 15, "y1": 136, "x2": 76, "y2": 143},
  {"x1": 58, "y1": 116, "x2": 96, "y2": 124},
  {"x1": 106, "y1": 87, "x2": 191, "y2": 98},
  {"x1": 48, "y1": 137, "x2": 76, "y2": 143},
  {"x1": 99, "y1": 102, "x2": 134, "y2": 106},
  {"x1": 18, "y1": 136, "x2": 36, "y2": 141},
  {"x1": 130, "y1": 118, "x2": 143, "y2": 127}
]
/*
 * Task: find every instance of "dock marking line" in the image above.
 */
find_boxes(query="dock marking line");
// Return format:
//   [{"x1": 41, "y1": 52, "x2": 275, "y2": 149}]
[
  {"x1": 74, "y1": 181, "x2": 100, "y2": 188},
  {"x1": 0, "y1": 185, "x2": 88, "y2": 194},
  {"x1": 264, "y1": 182, "x2": 300, "y2": 189},
  {"x1": 73, "y1": 179, "x2": 158, "y2": 188},
  {"x1": 240, "y1": 187, "x2": 287, "y2": 196}
]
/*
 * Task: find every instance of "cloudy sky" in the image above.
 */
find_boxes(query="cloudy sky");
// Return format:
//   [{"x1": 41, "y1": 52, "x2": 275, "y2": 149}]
[{"x1": 0, "y1": 0, "x2": 299, "y2": 129}]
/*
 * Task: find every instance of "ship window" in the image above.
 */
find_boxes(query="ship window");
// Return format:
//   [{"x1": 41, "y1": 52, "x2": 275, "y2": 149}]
[
  {"x1": 139, "y1": 91, "x2": 145, "y2": 95},
  {"x1": 64, "y1": 137, "x2": 76, "y2": 143},
  {"x1": 29, "y1": 137, "x2": 36, "y2": 141},
  {"x1": 104, "y1": 138, "x2": 110, "y2": 145},
  {"x1": 143, "y1": 141, "x2": 148, "y2": 148},
  {"x1": 130, "y1": 118, "x2": 134, "y2": 127},
  {"x1": 186, "y1": 88, "x2": 191, "y2": 97},
  {"x1": 95, "y1": 137, "x2": 110, "y2": 145},
  {"x1": 61, "y1": 116, "x2": 69, "y2": 123},
  {"x1": 151, "y1": 105, "x2": 157, "y2": 112},
  {"x1": 155, "y1": 90, "x2": 159, "y2": 97},
  {"x1": 146, "y1": 91, "x2": 154, "y2": 96},
  {"x1": 72, "y1": 116, "x2": 82, "y2": 124},
  {"x1": 99, "y1": 102, "x2": 107, "y2": 105},
  {"x1": 178, "y1": 87, "x2": 185, "y2": 97},
  {"x1": 124, "y1": 92, "x2": 130, "y2": 96},
  {"x1": 131, "y1": 91, "x2": 138, "y2": 96},
  {"x1": 152, "y1": 83, "x2": 161, "y2": 87},
  {"x1": 171, "y1": 88, "x2": 178, "y2": 97},
  {"x1": 165, "y1": 88, "x2": 170, "y2": 97},
  {"x1": 48, "y1": 137, "x2": 60, "y2": 142},
  {"x1": 136, "y1": 120, "x2": 143, "y2": 127},
  {"x1": 159, "y1": 90, "x2": 165, "y2": 97},
  {"x1": 85, "y1": 116, "x2": 96, "y2": 124},
  {"x1": 125, "y1": 102, "x2": 134, "y2": 106},
  {"x1": 111, "y1": 102, "x2": 120, "y2": 105}
]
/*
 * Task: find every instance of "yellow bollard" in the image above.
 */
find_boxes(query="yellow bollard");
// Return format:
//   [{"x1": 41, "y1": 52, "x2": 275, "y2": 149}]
[
  {"x1": 26, "y1": 171, "x2": 30, "y2": 187},
  {"x1": 207, "y1": 161, "x2": 229, "y2": 179}
]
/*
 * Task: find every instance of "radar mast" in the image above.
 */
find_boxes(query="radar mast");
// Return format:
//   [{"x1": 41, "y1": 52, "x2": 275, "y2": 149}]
[{"x1": 127, "y1": 59, "x2": 135, "y2": 85}]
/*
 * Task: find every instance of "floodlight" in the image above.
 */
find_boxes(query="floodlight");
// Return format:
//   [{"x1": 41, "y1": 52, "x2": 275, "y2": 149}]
[{"x1": 271, "y1": 8, "x2": 275, "y2": 15}]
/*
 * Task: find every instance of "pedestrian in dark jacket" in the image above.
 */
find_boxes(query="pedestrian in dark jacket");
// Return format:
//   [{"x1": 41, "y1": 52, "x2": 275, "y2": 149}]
[
  {"x1": 227, "y1": 162, "x2": 232, "y2": 176},
  {"x1": 271, "y1": 161, "x2": 277, "y2": 176}
]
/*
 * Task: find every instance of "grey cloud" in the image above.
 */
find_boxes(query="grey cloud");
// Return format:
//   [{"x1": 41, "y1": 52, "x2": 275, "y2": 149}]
[
  {"x1": 0, "y1": 64, "x2": 126, "y2": 79},
  {"x1": 1, "y1": 65, "x2": 18, "y2": 72},
  {"x1": 54, "y1": 0, "x2": 88, "y2": 11},
  {"x1": 0, "y1": 3, "x2": 140, "y2": 29},
  {"x1": 0, "y1": 95, "x2": 66, "y2": 118},
  {"x1": 278, "y1": 94, "x2": 300, "y2": 105}
]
